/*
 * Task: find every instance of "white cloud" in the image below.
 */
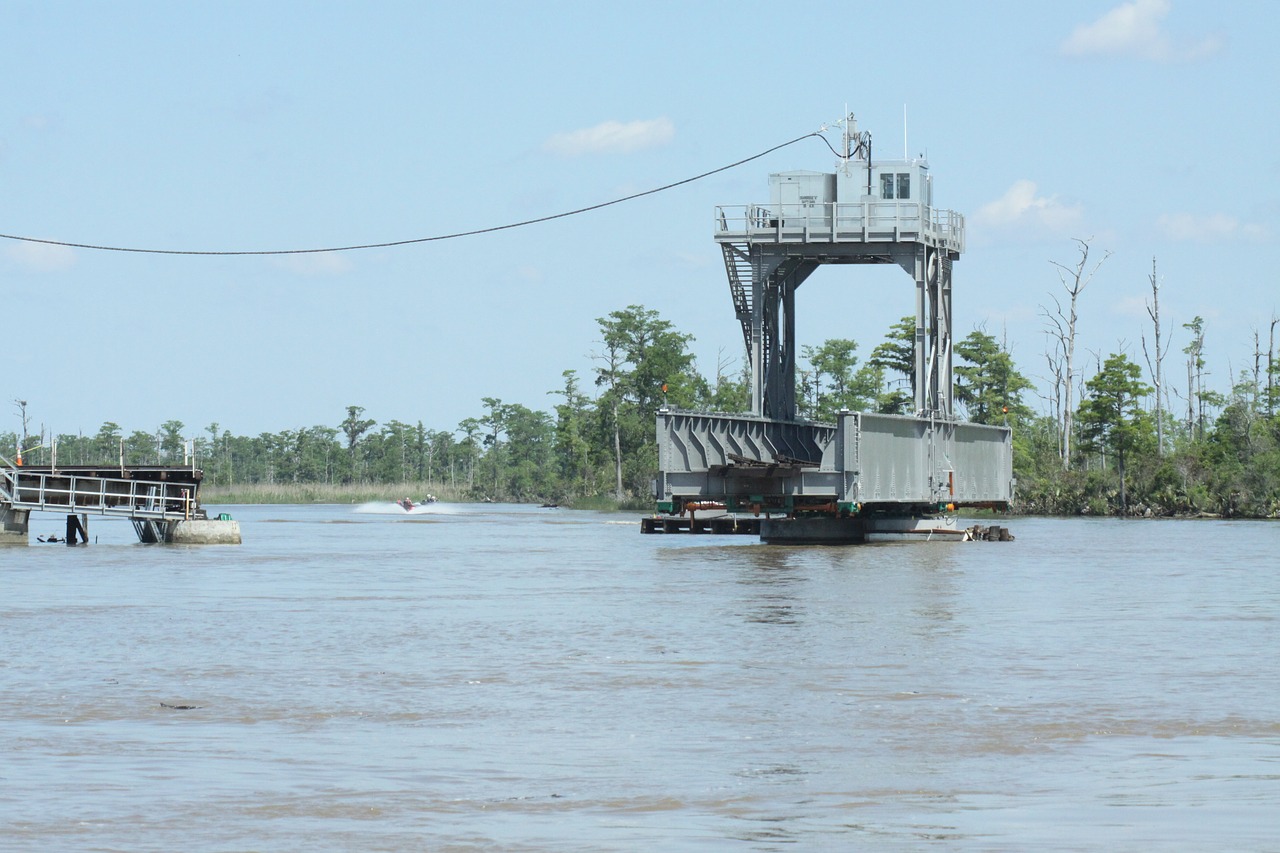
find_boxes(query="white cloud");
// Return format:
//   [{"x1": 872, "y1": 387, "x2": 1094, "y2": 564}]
[
  {"x1": 973, "y1": 180, "x2": 1083, "y2": 233},
  {"x1": 543, "y1": 117, "x2": 675, "y2": 156},
  {"x1": 1061, "y1": 0, "x2": 1223, "y2": 62},
  {"x1": 1157, "y1": 212, "x2": 1269, "y2": 242},
  {"x1": 271, "y1": 252, "x2": 353, "y2": 276},
  {"x1": 5, "y1": 239, "x2": 77, "y2": 272}
]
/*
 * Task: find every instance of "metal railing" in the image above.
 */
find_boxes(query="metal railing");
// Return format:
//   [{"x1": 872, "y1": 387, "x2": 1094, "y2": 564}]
[
  {"x1": 3, "y1": 467, "x2": 198, "y2": 521},
  {"x1": 714, "y1": 202, "x2": 964, "y2": 251},
  {"x1": 0, "y1": 452, "x2": 16, "y2": 504}
]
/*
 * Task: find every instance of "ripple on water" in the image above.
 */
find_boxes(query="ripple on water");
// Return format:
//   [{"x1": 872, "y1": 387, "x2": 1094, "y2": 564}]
[{"x1": 2, "y1": 509, "x2": 1278, "y2": 850}]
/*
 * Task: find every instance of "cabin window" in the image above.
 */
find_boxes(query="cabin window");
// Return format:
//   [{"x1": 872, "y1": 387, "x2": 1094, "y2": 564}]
[
  {"x1": 880, "y1": 173, "x2": 895, "y2": 199},
  {"x1": 897, "y1": 173, "x2": 910, "y2": 200}
]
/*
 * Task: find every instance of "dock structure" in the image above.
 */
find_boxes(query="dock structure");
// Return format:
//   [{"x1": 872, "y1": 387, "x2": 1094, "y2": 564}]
[
  {"x1": 649, "y1": 114, "x2": 1013, "y2": 544},
  {"x1": 0, "y1": 453, "x2": 239, "y2": 545}
]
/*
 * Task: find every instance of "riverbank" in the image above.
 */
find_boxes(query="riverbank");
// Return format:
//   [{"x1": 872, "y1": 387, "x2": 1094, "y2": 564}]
[
  {"x1": 1014, "y1": 473, "x2": 1280, "y2": 519},
  {"x1": 200, "y1": 481, "x2": 1279, "y2": 519}
]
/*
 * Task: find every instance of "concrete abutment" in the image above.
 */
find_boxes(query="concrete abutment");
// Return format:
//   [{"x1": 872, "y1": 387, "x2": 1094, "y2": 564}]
[{"x1": 1, "y1": 506, "x2": 30, "y2": 545}]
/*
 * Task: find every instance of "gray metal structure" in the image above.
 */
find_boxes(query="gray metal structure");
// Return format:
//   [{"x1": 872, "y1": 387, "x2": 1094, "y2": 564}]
[
  {"x1": 657, "y1": 410, "x2": 1011, "y2": 509},
  {"x1": 0, "y1": 452, "x2": 219, "y2": 544},
  {"x1": 653, "y1": 116, "x2": 1013, "y2": 530}
]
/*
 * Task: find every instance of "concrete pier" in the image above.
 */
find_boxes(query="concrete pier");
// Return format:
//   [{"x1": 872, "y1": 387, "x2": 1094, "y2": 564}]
[
  {"x1": 132, "y1": 518, "x2": 241, "y2": 544},
  {"x1": 1, "y1": 506, "x2": 30, "y2": 545},
  {"x1": 169, "y1": 519, "x2": 242, "y2": 545}
]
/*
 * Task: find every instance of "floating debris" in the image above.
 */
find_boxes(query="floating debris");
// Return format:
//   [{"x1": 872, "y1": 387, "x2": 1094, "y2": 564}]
[{"x1": 965, "y1": 524, "x2": 1014, "y2": 542}]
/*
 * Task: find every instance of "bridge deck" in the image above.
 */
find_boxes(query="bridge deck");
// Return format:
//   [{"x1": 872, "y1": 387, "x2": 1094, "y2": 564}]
[
  {"x1": 655, "y1": 409, "x2": 1012, "y2": 512},
  {"x1": 1, "y1": 461, "x2": 204, "y2": 521}
]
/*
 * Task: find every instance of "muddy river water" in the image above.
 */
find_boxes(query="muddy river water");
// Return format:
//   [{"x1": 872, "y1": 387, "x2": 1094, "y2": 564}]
[{"x1": 2, "y1": 505, "x2": 1277, "y2": 850}]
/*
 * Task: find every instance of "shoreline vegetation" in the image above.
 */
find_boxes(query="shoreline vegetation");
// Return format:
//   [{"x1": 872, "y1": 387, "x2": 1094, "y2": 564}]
[
  {"x1": 199, "y1": 482, "x2": 652, "y2": 511},
  {"x1": 195, "y1": 480, "x2": 1273, "y2": 521},
  {"x1": 10, "y1": 277, "x2": 1280, "y2": 520}
]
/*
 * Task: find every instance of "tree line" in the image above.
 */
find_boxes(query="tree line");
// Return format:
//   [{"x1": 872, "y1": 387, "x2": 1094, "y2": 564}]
[
  {"x1": 7, "y1": 245, "x2": 1280, "y2": 516},
  {"x1": 4, "y1": 306, "x2": 735, "y2": 506}
]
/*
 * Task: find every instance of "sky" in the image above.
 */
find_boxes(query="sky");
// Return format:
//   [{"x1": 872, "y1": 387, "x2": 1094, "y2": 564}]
[{"x1": 2, "y1": 0, "x2": 1277, "y2": 440}]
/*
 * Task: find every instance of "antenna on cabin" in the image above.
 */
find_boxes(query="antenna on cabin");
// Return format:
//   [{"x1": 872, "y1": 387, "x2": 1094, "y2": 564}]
[
  {"x1": 840, "y1": 109, "x2": 850, "y2": 165},
  {"x1": 904, "y1": 104, "x2": 908, "y2": 160},
  {"x1": 838, "y1": 106, "x2": 854, "y2": 172},
  {"x1": 835, "y1": 107, "x2": 873, "y2": 195}
]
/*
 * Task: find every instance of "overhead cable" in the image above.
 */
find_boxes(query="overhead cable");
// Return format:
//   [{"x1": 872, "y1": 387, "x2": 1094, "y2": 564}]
[{"x1": 0, "y1": 131, "x2": 822, "y2": 257}]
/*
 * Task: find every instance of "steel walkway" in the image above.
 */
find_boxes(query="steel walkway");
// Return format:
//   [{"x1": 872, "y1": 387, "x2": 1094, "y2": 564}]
[
  {"x1": 1, "y1": 453, "x2": 201, "y2": 520},
  {"x1": 1, "y1": 453, "x2": 208, "y2": 543}
]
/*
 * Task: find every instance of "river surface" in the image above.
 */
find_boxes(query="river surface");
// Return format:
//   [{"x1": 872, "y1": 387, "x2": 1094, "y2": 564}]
[{"x1": 2, "y1": 504, "x2": 1277, "y2": 851}]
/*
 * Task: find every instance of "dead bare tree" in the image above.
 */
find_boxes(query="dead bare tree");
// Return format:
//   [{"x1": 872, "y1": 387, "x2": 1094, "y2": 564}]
[
  {"x1": 1039, "y1": 348, "x2": 1064, "y2": 433},
  {"x1": 12, "y1": 399, "x2": 31, "y2": 456},
  {"x1": 1253, "y1": 329, "x2": 1263, "y2": 406},
  {"x1": 1183, "y1": 316, "x2": 1210, "y2": 440},
  {"x1": 1269, "y1": 316, "x2": 1278, "y2": 417},
  {"x1": 1043, "y1": 238, "x2": 1111, "y2": 470},
  {"x1": 1141, "y1": 257, "x2": 1172, "y2": 455}
]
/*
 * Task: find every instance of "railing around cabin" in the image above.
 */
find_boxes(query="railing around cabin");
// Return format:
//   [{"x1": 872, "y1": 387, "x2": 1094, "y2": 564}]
[{"x1": 715, "y1": 202, "x2": 964, "y2": 251}]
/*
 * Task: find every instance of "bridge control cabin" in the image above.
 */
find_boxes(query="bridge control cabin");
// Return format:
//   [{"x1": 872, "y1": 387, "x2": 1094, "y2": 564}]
[
  {"x1": 718, "y1": 156, "x2": 961, "y2": 257},
  {"x1": 750, "y1": 156, "x2": 951, "y2": 244},
  {"x1": 653, "y1": 114, "x2": 1011, "y2": 543}
]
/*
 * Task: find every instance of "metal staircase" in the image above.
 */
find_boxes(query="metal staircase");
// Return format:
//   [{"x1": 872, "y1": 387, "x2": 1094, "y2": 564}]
[{"x1": 720, "y1": 242, "x2": 754, "y2": 351}]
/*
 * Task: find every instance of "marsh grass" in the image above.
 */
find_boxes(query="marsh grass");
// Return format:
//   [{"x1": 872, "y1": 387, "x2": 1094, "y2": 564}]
[
  {"x1": 200, "y1": 482, "x2": 656, "y2": 511},
  {"x1": 200, "y1": 481, "x2": 468, "y2": 505}
]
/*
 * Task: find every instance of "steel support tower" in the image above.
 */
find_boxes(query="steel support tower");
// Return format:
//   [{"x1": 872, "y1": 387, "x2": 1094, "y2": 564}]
[{"x1": 719, "y1": 117, "x2": 960, "y2": 420}]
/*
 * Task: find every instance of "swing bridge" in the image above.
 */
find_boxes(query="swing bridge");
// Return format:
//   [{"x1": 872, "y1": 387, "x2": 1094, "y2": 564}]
[{"x1": 646, "y1": 116, "x2": 1013, "y2": 543}]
